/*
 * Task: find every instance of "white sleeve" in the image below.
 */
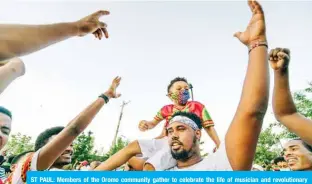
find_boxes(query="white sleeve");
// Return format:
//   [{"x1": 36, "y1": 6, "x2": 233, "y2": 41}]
[
  {"x1": 144, "y1": 145, "x2": 177, "y2": 170},
  {"x1": 11, "y1": 150, "x2": 41, "y2": 184},
  {"x1": 206, "y1": 142, "x2": 232, "y2": 171},
  {"x1": 30, "y1": 149, "x2": 41, "y2": 171}
]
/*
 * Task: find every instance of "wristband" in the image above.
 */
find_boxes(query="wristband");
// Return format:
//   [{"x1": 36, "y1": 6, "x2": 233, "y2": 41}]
[
  {"x1": 99, "y1": 94, "x2": 109, "y2": 103},
  {"x1": 248, "y1": 41, "x2": 268, "y2": 53}
]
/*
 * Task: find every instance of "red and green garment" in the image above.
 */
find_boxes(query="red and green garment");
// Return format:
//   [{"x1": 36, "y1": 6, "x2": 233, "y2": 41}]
[{"x1": 154, "y1": 101, "x2": 214, "y2": 128}]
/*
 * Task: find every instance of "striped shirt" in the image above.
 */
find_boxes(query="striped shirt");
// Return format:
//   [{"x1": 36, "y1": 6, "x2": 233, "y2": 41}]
[{"x1": 0, "y1": 167, "x2": 6, "y2": 181}]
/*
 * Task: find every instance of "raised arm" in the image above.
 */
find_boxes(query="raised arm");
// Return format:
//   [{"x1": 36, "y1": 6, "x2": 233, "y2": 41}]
[
  {"x1": 270, "y1": 48, "x2": 312, "y2": 145},
  {"x1": 138, "y1": 119, "x2": 161, "y2": 131},
  {"x1": 0, "y1": 10, "x2": 109, "y2": 62},
  {"x1": 225, "y1": 0, "x2": 269, "y2": 170},
  {"x1": 36, "y1": 76, "x2": 121, "y2": 170},
  {"x1": 138, "y1": 108, "x2": 165, "y2": 132}
]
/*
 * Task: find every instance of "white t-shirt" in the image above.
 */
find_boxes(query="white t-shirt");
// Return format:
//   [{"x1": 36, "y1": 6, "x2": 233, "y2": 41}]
[
  {"x1": 165, "y1": 143, "x2": 232, "y2": 171},
  {"x1": 49, "y1": 168, "x2": 65, "y2": 171},
  {"x1": 10, "y1": 150, "x2": 40, "y2": 184}
]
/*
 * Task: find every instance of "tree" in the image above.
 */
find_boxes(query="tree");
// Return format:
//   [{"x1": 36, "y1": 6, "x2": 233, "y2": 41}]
[
  {"x1": 72, "y1": 131, "x2": 95, "y2": 164},
  {"x1": 254, "y1": 124, "x2": 283, "y2": 167},
  {"x1": 4, "y1": 133, "x2": 34, "y2": 156},
  {"x1": 275, "y1": 82, "x2": 312, "y2": 139},
  {"x1": 255, "y1": 82, "x2": 312, "y2": 168},
  {"x1": 104, "y1": 136, "x2": 129, "y2": 160},
  {"x1": 294, "y1": 82, "x2": 312, "y2": 118}
]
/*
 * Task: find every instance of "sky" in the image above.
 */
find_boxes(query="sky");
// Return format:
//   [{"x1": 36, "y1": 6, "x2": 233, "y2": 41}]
[{"x1": 0, "y1": 0, "x2": 312, "y2": 153}]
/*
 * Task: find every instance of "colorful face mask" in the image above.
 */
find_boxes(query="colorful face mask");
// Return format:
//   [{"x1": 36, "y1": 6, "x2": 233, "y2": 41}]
[{"x1": 170, "y1": 90, "x2": 190, "y2": 105}]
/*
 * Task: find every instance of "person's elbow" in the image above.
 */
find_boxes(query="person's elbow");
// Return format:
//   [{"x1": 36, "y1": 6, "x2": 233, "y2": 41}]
[
  {"x1": 0, "y1": 46, "x2": 15, "y2": 62},
  {"x1": 273, "y1": 107, "x2": 297, "y2": 122},
  {"x1": 240, "y1": 100, "x2": 268, "y2": 121},
  {"x1": 0, "y1": 54, "x2": 11, "y2": 62}
]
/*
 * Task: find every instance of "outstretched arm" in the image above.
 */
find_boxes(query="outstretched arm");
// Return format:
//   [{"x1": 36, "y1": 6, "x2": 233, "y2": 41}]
[
  {"x1": 138, "y1": 119, "x2": 162, "y2": 132},
  {"x1": 0, "y1": 10, "x2": 109, "y2": 62},
  {"x1": 36, "y1": 76, "x2": 121, "y2": 171},
  {"x1": 138, "y1": 108, "x2": 164, "y2": 132},
  {"x1": 225, "y1": 0, "x2": 269, "y2": 170},
  {"x1": 270, "y1": 48, "x2": 312, "y2": 145},
  {"x1": 204, "y1": 126, "x2": 220, "y2": 150}
]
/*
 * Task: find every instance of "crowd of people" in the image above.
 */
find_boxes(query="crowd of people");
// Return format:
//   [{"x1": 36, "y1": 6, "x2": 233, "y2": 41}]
[{"x1": 0, "y1": 0, "x2": 311, "y2": 183}]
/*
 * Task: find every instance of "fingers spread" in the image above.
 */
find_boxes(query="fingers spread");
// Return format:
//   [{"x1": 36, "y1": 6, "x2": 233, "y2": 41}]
[{"x1": 92, "y1": 10, "x2": 110, "y2": 19}]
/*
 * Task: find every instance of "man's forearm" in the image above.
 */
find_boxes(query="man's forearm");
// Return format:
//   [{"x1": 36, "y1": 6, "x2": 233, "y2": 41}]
[
  {"x1": 239, "y1": 46, "x2": 269, "y2": 116},
  {"x1": 66, "y1": 97, "x2": 105, "y2": 134},
  {"x1": 226, "y1": 46, "x2": 269, "y2": 170},
  {"x1": 273, "y1": 69, "x2": 297, "y2": 118},
  {"x1": 0, "y1": 22, "x2": 78, "y2": 61},
  {"x1": 273, "y1": 67, "x2": 312, "y2": 145},
  {"x1": 205, "y1": 127, "x2": 220, "y2": 146},
  {"x1": 37, "y1": 97, "x2": 105, "y2": 170}
]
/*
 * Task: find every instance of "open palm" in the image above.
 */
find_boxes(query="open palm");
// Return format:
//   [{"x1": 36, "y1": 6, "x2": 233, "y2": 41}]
[
  {"x1": 104, "y1": 76, "x2": 121, "y2": 99},
  {"x1": 234, "y1": 0, "x2": 266, "y2": 45}
]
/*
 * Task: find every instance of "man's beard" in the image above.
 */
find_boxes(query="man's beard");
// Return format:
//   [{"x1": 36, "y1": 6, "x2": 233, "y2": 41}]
[
  {"x1": 55, "y1": 160, "x2": 71, "y2": 167},
  {"x1": 171, "y1": 136, "x2": 197, "y2": 162},
  {"x1": 54, "y1": 157, "x2": 72, "y2": 167}
]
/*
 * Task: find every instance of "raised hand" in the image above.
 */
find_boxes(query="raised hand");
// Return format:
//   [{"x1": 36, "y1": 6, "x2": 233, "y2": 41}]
[
  {"x1": 138, "y1": 120, "x2": 149, "y2": 132},
  {"x1": 75, "y1": 10, "x2": 110, "y2": 40},
  {"x1": 104, "y1": 76, "x2": 121, "y2": 99},
  {"x1": 269, "y1": 48, "x2": 290, "y2": 71},
  {"x1": 234, "y1": 0, "x2": 266, "y2": 46}
]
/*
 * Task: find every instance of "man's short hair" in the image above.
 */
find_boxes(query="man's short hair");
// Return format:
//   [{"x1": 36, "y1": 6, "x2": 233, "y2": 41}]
[
  {"x1": 167, "y1": 77, "x2": 188, "y2": 93},
  {"x1": 11, "y1": 151, "x2": 33, "y2": 164},
  {"x1": 170, "y1": 111, "x2": 202, "y2": 130},
  {"x1": 35, "y1": 126, "x2": 64, "y2": 151},
  {"x1": 0, "y1": 106, "x2": 12, "y2": 119},
  {"x1": 7, "y1": 155, "x2": 15, "y2": 164},
  {"x1": 292, "y1": 138, "x2": 312, "y2": 152},
  {"x1": 273, "y1": 156, "x2": 286, "y2": 165}
]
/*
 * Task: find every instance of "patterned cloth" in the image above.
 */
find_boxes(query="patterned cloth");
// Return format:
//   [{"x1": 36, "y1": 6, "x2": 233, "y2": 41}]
[
  {"x1": 0, "y1": 167, "x2": 6, "y2": 181},
  {"x1": 5, "y1": 152, "x2": 37, "y2": 184},
  {"x1": 154, "y1": 101, "x2": 214, "y2": 127}
]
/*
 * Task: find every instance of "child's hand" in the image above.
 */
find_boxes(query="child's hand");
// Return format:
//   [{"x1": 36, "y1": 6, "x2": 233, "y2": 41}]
[
  {"x1": 213, "y1": 144, "x2": 220, "y2": 153},
  {"x1": 213, "y1": 147, "x2": 218, "y2": 153},
  {"x1": 138, "y1": 120, "x2": 149, "y2": 132}
]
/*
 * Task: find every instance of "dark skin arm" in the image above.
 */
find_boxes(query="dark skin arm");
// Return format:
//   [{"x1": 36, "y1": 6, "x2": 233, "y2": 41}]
[
  {"x1": 270, "y1": 48, "x2": 312, "y2": 145},
  {"x1": 36, "y1": 77, "x2": 121, "y2": 170},
  {"x1": 225, "y1": 0, "x2": 269, "y2": 170},
  {"x1": 0, "y1": 10, "x2": 109, "y2": 62}
]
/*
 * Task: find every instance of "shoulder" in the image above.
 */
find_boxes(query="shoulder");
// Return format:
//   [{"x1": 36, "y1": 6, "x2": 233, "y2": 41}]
[
  {"x1": 160, "y1": 104, "x2": 175, "y2": 112},
  {"x1": 161, "y1": 104, "x2": 174, "y2": 109},
  {"x1": 188, "y1": 101, "x2": 205, "y2": 108}
]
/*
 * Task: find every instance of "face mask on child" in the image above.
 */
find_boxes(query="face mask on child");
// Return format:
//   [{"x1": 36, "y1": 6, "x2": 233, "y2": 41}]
[{"x1": 171, "y1": 90, "x2": 190, "y2": 105}]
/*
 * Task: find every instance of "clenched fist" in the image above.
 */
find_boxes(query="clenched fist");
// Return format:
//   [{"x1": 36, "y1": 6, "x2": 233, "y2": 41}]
[
  {"x1": 138, "y1": 120, "x2": 149, "y2": 132},
  {"x1": 269, "y1": 48, "x2": 290, "y2": 71}
]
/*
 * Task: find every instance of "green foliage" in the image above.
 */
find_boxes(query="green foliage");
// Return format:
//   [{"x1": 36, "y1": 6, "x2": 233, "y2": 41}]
[
  {"x1": 255, "y1": 82, "x2": 312, "y2": 167},
  {"x1": 274, "y1": 82, "x2": 312, "y2": 139},
  {"x1": 5, "y1": 133, "x2": 34, "y2": 156},
  {"x1": 104, "y1": 137, "x2": 129, "y2": 159},
  {"x1": 72, "y1": 131, "x2": 95, "y2": 164},
  {"x1": 293, "y1": 82, "x2": 312, "y2": 119},
  {"x1": 255, "y1": 125, "x2": 282, "y2": 166}
]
